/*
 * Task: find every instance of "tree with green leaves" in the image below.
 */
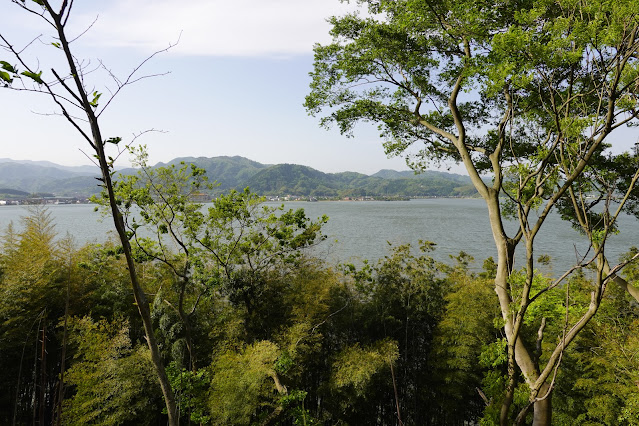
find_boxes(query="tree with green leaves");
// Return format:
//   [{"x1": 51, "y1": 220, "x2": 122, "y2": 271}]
[
  {"x1": 430, "y1": 259, "x2": 501, "y2": 423},
  {"x1": 1, "y1": 1, "x2": 179, "y2": 422},
  {"x1": 61, "y1": 316, "x2": 163, "y2": 426},
  {"x1": 94, "y1": 146, "x2": 328, "y2": 372},
  {"x1": 551, "y1": 267, "x2": 639, "y2": 426},
  {"x1": 306, "y1": 1, "x2": 639, "y2": 424},
  {"x1": 0, "y1": 208, "x2": 66, "y2": 424},
  {"x1": 336, "y1": 242, "x2": 455, "y2": 424}
]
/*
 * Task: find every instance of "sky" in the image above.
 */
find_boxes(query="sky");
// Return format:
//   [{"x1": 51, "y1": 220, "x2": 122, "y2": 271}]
[
  {"x1": 3, "y1": 1, "x2": 636, "y2": 176},
  {"x1": 0, "y1": 0, "x2": 431, "y2": 175}
]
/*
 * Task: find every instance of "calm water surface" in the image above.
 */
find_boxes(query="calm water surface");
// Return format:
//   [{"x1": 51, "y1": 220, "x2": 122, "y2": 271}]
[{"x1": 1, "y1": 199, "x2": 637, "y2": 273}]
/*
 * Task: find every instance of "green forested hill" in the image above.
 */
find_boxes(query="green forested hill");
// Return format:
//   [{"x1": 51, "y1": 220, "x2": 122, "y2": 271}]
[
  {"x1": 0, "y1": 162, "x2": 99, "y2": 196},
  {"x1": 0, "y1": 188, "x2": 29, "y2": 199},
  {"x1": 246, "y1": 164, "x2": 345, "y2": 195},
  {"x1": 0, "y1": 156, "x2": 477, "y2": 198},
  {"x1": 244, "y1": 163, "x2": 477, "y2": 197},
  {"x1": 160, "y1": 156, "x2": 269, "y2": 190}
]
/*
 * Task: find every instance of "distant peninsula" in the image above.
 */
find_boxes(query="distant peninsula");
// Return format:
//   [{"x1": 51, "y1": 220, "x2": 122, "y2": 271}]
[{"x1": 0, "y1": 156, "x2": 478, "y2": 200}]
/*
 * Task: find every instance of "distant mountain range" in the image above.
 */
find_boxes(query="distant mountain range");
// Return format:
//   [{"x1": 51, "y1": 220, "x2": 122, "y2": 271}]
[
  {"x1": 0, "y1": 158, "x2": 99, "y2": 174},
  {"x1": 0, "y1": 156, "x2": 478, "y2": 198}
]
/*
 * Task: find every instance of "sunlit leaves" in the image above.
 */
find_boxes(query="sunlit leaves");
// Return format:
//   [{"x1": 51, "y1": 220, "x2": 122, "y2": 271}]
[
  {"x1": 63, "y1": 316, "x2": 162, "y2": 425},
  {"x1": 0, "y1": 70, "x2": 12, "y2": 84},
  {"x1": 20, "y1": 70, "x2": 43, "y2": 85},
  {"x1": 332, "y1": 339, "x2": 398, "y2": 392},
  {"x1": 89, "y1": 91, "x2": 101, "y2": 108},
  {"x1": 479, "y1": 338, "x2": 507, "y2": 369},
  {"x1": 166, "y1": 363, "x2": 211, "y2": 424},
  {"x1": 0, "y1": 61, "x2": 16, "y2": 84},
  {"x1": 0, "y1": 60, "x2": 46, "y2": 86},
  {"x1": 199, "y1": 187, "x2": 327, "y2": 275},
  {"x1": 209, "y1": 341, "x2": 280, "y2": 425},
  {"x1": 0, "y1": 61, "x2": 17, "y2": 74}
]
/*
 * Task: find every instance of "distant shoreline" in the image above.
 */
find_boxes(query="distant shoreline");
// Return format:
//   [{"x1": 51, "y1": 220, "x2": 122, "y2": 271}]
[{"x1": 0, "y1": 195, "x2": 483, "y2": 207}]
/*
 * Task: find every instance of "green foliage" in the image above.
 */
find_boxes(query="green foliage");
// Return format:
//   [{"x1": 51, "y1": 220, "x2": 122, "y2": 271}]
[
  {"x1": 0, "y1": 208, "x2": 67, "y2": 423},
  {"x1": 89, "y1": 91, "x2": 101, "y2": 108},
  {"x1": 3, "y1": 205, "x2": 638, "y2": 424},
  {"x1": 507, "y1": 269, "x2": 565, "y2": 327},
  {"x1": 21, "y1": 70, "x2": 44, "y2": 84},
  {"x1": 431, "y1": 271, "x2": 501, "y2": 421},
  {"x1": 280, "y1": 390, "x2": 316, "y2": 426},
  {"x1": 0, "y1": 69, "x2": 12, "y2": 83},
  {"x1": 208, "y1": 340, "x2": 280, "y2": 425},
  {"x1": 306, "y1": 11, "x2": 639, "y2": 422},
  {"x1": 62, "y1": 316, "x2": 162, "y2": 425},
  {"x1": 166, "y1": 362, "x2": 211, "y2": 424},
  {"x1": 551, "y1": 275, "x2": 639, "y2": 425},
  {"x1": 337, "y1": 242, "x2": 457, "y2": 424},
  {"x1": 0, "y1": 60, "x2": 44, "y2": 86},
  {"x1": 0, "y1": 208, "x2": 62, "y2": 325},
  {"x1": 332, "y1": 339, "x2": 398, "y2": 392},
  {"x1": 479, "y1": 338, "x2": 508, "y2": 369},
  {"x1": 203, "y1": 260, "x2": 346, "y2": 424},
  {"x1": 95, "y1": 148, "x2": 328, "y2": 285},
  {"x1": 92, "y1": 148, "x2": 329, "y2": 367},
  {"x1": 0, "y1": 209, "x2": 168, "y2": 424},
  {"x1": 0, "y1": 60, "x2": 17, "y2": 73}
]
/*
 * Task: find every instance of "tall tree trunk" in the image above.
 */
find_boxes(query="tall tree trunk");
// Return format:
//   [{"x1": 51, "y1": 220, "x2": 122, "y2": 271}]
[
  {"x1": 96, "y1": 153, "x2": 178, "y2": 425},
  {"x1": 532, "y1": 383, "x2": 552, "y2": 426},
  {"x1": 41, "y1": 3, "x2": 179, "y2": 423},
  {"x1": 484, "y1": 187, "x2": 551, "y2": 425}
]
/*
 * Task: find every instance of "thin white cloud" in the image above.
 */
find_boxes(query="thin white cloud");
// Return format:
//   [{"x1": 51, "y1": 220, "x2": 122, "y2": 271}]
[{"x1": 79, "y1": 0, "x2": 359, "y2": 56}]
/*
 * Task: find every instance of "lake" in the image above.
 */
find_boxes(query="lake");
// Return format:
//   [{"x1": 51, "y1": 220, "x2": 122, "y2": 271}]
[{"x1": 1, "y1": 199, "x2": 637, "y2": 274}]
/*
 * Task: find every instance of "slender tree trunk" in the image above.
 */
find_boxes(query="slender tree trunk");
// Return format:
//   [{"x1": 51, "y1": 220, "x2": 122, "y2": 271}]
[
  {"x1": 390, "y1": 358, "x2": 402, "y2": 426},
  {"x1": 603, "y1": 260, "x2": 639, "y2": 303},
  {"x1": 89, "y1": 51, "x2": 179, "y2": 426},
  {"x1": 97, "y1": 150, "x2": 178, "y2": 424},
  {"x1": 38, "y1": 321, "x2": 46, "y2": 426},
  {"x1": 261, "y1": 372, "x2": 288, "y2": 425},
  {"x1": 41, "y1": 3, "x2": 179, "y2": 423},
  {"x1": 499, "y1": 351, "x2": 516, "y2": 426},
  {"x1": 54, "y1": 279, "x2": 70, "y2": 426}
]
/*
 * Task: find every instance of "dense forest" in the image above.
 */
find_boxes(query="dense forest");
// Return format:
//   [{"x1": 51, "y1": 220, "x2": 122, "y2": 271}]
[{"x1": 1, "y1": 188, "x2": 638, "y2": 425}]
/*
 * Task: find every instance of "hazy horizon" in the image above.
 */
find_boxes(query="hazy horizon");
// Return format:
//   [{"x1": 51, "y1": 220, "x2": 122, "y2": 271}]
[
  {"x1": 1, "y1": 1, "x2": 439, "y2": 176},
  {"x1": 3, "y1": 2, "x2": 633, "y2": 177}
]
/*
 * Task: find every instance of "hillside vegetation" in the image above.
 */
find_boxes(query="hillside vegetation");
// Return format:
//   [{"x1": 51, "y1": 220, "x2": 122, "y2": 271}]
[{"x1": 0, "y1": 157, "x2": 477, "y2": 198}]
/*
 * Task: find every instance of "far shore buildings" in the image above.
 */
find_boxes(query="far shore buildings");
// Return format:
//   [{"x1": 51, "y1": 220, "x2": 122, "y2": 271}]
[
  {"x1": 267, "y1": 195, "x2": 305, "y2": 202},
  {"x1": 189, "y1": 192, "x2": 210, "y2": 202},
  {"x1": 0, "y1": 197, "x2": 87, "y2": 205}
]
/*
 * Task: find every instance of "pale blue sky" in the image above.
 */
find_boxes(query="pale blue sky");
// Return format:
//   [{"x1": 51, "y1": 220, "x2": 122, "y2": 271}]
[
  {"x1": 1, "y1": 0, "x2": 427, "y2": 175},
  {"x1": 3, "y1": 1, "x2": 636, "y2": 176}
]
